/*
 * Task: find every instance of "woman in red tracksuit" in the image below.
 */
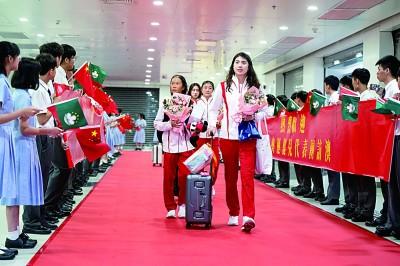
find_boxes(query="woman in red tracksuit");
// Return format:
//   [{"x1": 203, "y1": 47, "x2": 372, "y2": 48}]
[
  {"x1": 154, "y1": 75, "x2": 194, "y2": 219},
  {"x1": 208, "y1": 52, "x2": 260, "y2": 232},
  {"x1": 191, "y1": 81, "x2": 220, "y2": 195}
]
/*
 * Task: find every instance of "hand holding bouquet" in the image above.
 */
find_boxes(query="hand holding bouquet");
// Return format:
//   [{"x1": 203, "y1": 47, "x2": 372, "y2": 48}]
[
  {"x1": 163, "y1": 93, "x2": 192, "y2": 134},
  {"x1": 236, "y1": 86, "x2": 267, "y2": 141}
]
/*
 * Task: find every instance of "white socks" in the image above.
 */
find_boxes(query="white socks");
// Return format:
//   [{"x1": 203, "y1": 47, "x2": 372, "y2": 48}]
[{"x1": 7, "y1": 230, "x2": 19, "y2": 240}]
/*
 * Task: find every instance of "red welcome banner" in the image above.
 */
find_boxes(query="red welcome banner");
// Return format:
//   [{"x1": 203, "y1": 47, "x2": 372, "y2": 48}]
[{"x1": 267, "y1": 100, "x2": 395, "y2": 181}]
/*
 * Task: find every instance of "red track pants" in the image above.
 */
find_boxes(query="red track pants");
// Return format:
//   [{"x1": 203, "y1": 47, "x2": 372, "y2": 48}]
[
  {"x1": 163, "y1": 151, "x2": 193, "y2": 211},
  {"x1": 196, "y1": 137, "x2": 220, "y2": 185},
  {"x1": 220, "y1": 139, "x2": 256, "y2": 218}
]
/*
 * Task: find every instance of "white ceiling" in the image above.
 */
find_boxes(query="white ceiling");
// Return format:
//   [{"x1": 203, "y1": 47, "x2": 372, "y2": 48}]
[{"x1": 0, "y1": 0, "x2": 399, "y2": 86}]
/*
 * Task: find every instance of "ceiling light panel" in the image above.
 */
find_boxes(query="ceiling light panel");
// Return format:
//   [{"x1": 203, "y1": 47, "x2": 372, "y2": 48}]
[{"x1": 0, "y1": 32, "x2": 29, "y2": 39}]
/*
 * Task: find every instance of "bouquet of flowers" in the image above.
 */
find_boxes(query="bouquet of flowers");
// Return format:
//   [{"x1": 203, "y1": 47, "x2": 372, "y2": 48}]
[
  {"x1": 236, "y1": 86, "x2": 267, "y2": 141},
  {"x1": 163, "y1": 93, "x2": 192, "y2": 134}
]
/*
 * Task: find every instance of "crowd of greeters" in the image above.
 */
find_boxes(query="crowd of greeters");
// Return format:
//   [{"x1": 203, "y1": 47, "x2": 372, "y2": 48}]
[{"x1": 155, "y1": 52, "x2": 400, "y2": 240}]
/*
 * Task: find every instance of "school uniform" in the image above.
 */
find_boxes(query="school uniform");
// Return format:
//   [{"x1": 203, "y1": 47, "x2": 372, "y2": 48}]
[
  {"x1": 133, "y1": 118, "x2": 146, "y2": 144},
  {"x1": 11, "y1": 89, "x2": 43, "y2": 206},
  {"x1": 44, "y1": 69, "x2": 72, "y2": 214},
  {"x1": 208, "y1": 76, "x2": 257, "y2": 219},
  {"x1": 322, "y1": 90, "x2": 341, "y2": 204},
  {"x1": 382, "y1": 79, "x2": 400, "y2": 235},
  {"x1": 23, "y1": 80, "x2": 54, "y2": 228},
  {"x1": 0, "y1": 74, "x2": 17, "y2": 205},
  {"x1": 154, "y1": 104, "x2": 194, "y2": 211}
]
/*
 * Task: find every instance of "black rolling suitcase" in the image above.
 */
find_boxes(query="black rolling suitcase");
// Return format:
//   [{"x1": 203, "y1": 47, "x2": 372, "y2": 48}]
[{"x1": 185, "y1": 173, "x2": 212, "y2": 229}]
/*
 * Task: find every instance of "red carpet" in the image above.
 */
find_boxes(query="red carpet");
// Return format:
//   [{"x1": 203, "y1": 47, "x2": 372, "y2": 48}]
[{"x1": 29, "y1": 151, "x2": 400, "y2": 266}]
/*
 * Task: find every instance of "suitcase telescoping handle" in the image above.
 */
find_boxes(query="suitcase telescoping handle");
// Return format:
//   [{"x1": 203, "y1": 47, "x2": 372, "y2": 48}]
[{"x1": 209, "y1": 132, "x2": 214, "y2": 177}]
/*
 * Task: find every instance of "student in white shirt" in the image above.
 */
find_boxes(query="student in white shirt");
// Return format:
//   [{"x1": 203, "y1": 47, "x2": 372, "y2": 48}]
[
  {"x1": 154, "y1": 75, "x2": 194, "y2": 219},
  {"x1": 22, "y1": 53, "x2": 59, "y2": 234},
  {"x1": 374, "y1": 55, "x2": 400, "y2": 239},
  {"x1": 208, "y1": 52, "x2": 260, "y2": 232},
  {"x1": 348, "y1": 68, "x2": 378, "y2": 223},
  {"x1": 321, "y1": 75, "x2": 341, "y2": 205}
]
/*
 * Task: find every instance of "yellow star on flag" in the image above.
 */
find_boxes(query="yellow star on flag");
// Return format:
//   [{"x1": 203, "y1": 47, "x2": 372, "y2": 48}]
[{"x1": 91, "y1": 130, "x2": 98, "y2": 137}]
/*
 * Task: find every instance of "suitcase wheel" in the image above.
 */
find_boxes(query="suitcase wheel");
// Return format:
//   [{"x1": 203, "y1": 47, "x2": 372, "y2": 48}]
[
  {"x1": 152, "y1": 163, "x2": 155, "y2": 166},
  {"x1": 186, "y1": 222, "x2": 191, "y2": 229},
  {"x1": 205, "y1": 223, "x2": 211, "y2": 229}
]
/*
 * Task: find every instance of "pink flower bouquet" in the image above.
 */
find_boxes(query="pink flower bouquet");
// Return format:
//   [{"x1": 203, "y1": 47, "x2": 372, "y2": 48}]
[{"x1": 163, "y1": 93, "x2": 192, "y2": 134}]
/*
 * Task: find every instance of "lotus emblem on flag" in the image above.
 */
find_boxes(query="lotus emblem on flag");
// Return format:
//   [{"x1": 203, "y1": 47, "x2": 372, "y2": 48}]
[
  {"x1": 64, "y1": 112, "x2": 78, "y2": 126},
  {"x1": 92, "y1": 71, "x2": 98, "y2": 79},
  {"x1": 312, "y1": 101, "x2": 319, "y2": 109},
  {"x1": 346, "y1": 104, "x2": 355, "y2": 113}
]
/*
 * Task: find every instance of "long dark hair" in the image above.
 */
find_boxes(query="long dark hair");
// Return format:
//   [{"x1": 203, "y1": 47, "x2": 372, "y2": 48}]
[
  {"x1": 11, "y1": 58, "x2": 41, "y2": 90},
  {"x1": 170, "y1": 74, "x2": 188, "y2": 94},
  {"x1": 188, "y1": 82, "x2": 201, "y2": 99},
  {"x1": 0, "y1": 41, "x2": 20, "y2": 76},
  {"x1": 225, "y1": 52, "x2": 260, "y2": 92}
]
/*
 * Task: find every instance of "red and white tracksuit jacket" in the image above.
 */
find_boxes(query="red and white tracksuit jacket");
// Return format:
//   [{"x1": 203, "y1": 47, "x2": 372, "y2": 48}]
[
  {"x1": 191, "y1": 96, "x2": 220, "y2": 185},
  {"x1": 154, "y1": 104, "x2": 194, "y2": 211},
  {"x1": 208, "y1": 76, "x2": 259, "y2": 218}
]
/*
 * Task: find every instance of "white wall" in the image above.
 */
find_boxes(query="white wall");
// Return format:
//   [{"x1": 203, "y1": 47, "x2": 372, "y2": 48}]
[{"x1": 262, "y1": 13, "x2": 400, "y2": 95}]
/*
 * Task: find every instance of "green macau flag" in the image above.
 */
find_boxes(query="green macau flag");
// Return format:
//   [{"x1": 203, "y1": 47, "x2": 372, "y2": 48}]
[
  {"x1": 273, "y1": 98, "x2": 286, "y2": 116},
  {"x1": 341, "y1": 94, "x2": 360, "y2": 121},
  {"x1": 310, "y1": 91, "x2": 326, "y2": 116},
  {"x1": 89, "y1": 63, "x2": 107, "y2": 85},
  {"x1": 287, "y1": 98, "x2": 300, "y2": 112},
  {"x1": 47, "y1": 97, "x2": 88, "y2": 129}
]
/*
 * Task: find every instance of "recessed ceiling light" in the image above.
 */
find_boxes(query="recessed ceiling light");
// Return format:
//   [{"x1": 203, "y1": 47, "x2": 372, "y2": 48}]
[
  {"x1": 150, "y1": 21, "x2": 160, "y2": 26},
  {"x1": 333, "y1": 60, "x2": 341, "y2": 65},
  {"x1": 146, "y1": 64, "x2": 153, "y2": 67},
  {"x1": 145, "y1": 79, "x2": 151, "y2": 82},
  {"x1": 149, "y1": 37, "x2": 158, "y2": 41},
  {"x1": 307, "y1": 5, "x2": 318, "y2": 11},
  {"x1": 355, "y1": 52, "x2": 363, "y2": 58},
  {"x1": 147, "y1": 48, "x2": 155, "y2": 52},
  {"x1": 146, "y1": 70, "x2": 152, "y2": 73},
  {"x1": 146, "y1": 75, "x2": 151, "y2": 78},
  {"x1": 37, "y1": 33, "x2": 45, "y2": 38},
  {"x1": 19, "y1": 17, "x2": 28, "y2": 22},
  {"x1": 279, "y1": 25, "x2": 289, "y2": 31},
  {"x1": 147, "y1": 57, "x2": 154, "y2": 61},
  {"x1": 216, "y1": 73, "x2": 221, "y2": 76},
  {"x1": 259, "y1": 40, "x2": 268, "y2": 44},
  {"x1": 153, "y1": 1, "x2": 164, "y2": 6}
]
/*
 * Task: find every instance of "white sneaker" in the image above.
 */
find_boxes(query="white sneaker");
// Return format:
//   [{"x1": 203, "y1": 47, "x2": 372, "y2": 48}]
[
  {"x1": 212, "y1": 187, "x2": 216, "y2": 197},
  {"x1": 227, "y1": 216, "x2": 239, "y2": 226},
  {"x1": 178, "y1": 205, "x2": 186, "y2": 218},
  {"x1": 241, "y1": 216, "x2": 255, "y2": 232},
  {"x1": 166, "y1": 210, "x2": 176, "y2": 218}
]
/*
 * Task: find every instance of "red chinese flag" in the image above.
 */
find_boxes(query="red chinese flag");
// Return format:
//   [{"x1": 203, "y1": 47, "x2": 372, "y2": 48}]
[
  {"x1": 117, "y1": 114, "x2": 134, "y2": 130},
  {"x1": 74, "y1": 62, "x2": 94, "y2": 97},
  {"x1": 53, "y1": 83, "x2": 71, "y2": 97},
  {"x1": 339, "y1": 86, "x2": 359, "y2": 100},
  {"x1": 75, "y1": 125, "x2": 110, "y2": 162}
]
